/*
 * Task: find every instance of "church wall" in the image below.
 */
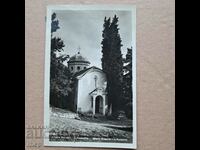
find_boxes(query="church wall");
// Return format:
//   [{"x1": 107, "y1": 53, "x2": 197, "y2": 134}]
[
  {"x1": 73, "y1": 79, "x2": 78, "y2": 112},
  {"x1": 77, "y1": 70, "x2": 107, "y2": 113}
]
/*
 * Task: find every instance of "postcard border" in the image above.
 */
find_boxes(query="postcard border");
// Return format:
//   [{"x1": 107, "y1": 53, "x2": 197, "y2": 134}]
[{"x1": 44, "y1": 4, "x2": 136, "y2": 149}]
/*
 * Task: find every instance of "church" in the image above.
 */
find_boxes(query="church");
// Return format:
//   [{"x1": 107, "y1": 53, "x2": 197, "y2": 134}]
[{"x1": 67, "y1": 51, "x2": 108, "y2": 115}]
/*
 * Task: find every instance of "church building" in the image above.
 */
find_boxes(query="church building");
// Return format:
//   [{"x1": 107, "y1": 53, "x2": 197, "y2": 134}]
[{"x1": 67, "y1": 51, "x2": 108, "y2": 115}]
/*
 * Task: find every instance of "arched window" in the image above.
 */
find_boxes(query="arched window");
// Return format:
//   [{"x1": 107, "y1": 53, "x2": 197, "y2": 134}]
[
  {"x1": 77, "y1": 66, "x2": 80, "y2": 70},
  {"x1": 71, "y1": 66, "x2": 73, "y2": 70}
]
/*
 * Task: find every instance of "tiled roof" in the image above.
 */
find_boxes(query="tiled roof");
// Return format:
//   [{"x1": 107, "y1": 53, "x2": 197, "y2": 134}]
[{"x1": 68, "y1": 52, "x2": 90, "y2": 64}]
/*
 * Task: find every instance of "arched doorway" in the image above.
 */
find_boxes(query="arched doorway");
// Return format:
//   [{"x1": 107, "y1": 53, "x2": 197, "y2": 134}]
[{"x1": 95, "y1": 96, "x2": 103, "y2": 114}]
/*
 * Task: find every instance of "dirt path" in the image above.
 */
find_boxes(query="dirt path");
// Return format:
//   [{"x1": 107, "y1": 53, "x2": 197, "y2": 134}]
[
  {"x1": 49, "y1": 114, "x2": 132, "y2": 143},
  {"x1": 49, "y1": 107, "x2": 133, "y2": 143}
]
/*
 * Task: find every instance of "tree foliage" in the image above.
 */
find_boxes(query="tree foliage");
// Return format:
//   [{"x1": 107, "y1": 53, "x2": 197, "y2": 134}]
[
  {"x1": 123, "y1": 47, "x2": 132, "y2": 103},
  {"x1": 101, "y1": 15, "x2": 124, "y2": 114},
  {"x1": 123, "y1": 48, "x2": 133, "y2": 118},
  {"x1": 50, "y1": 13, "x2": 72, "y2": 108}
]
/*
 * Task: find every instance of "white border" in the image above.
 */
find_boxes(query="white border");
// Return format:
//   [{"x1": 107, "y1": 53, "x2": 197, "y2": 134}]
[{"x1": 44, "y1": 4, "x2": 136, "y2": 149}]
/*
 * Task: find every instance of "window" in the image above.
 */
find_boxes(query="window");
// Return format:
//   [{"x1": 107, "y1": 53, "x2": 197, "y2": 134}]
[
  {"x1": 84, "y1": 67, "x2": 86, "y2": 69},
  {"x1": 71, "y1": 66, "x2": 73, "y2": 70},
  {"x1": 77, "y1": 66, "x2": 80, "y2": 70}
]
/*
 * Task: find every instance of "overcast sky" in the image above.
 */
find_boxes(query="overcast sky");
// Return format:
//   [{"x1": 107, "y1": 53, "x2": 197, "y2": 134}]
[{"x1": 53, "y1": 10, "x2": 134, "y2": 69}]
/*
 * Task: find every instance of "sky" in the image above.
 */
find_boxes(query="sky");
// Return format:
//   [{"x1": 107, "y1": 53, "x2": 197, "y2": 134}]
[{"x1": 53, "y1": 10, "x2": 135, "y2": 69}]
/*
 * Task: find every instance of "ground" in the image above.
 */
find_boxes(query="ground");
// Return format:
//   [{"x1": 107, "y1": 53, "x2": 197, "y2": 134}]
[{"x1": 49, "y1": 107, "x2": 133, "y2": 143}]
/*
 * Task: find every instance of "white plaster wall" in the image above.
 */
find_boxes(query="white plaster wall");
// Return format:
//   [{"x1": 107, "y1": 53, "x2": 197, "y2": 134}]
[{"x1": 77, "y1": 70, "x2": 107, "y2": 112}]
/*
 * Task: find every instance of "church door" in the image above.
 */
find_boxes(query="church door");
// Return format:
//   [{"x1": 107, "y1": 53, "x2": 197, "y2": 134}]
[{"x1": 95, "y1": 96, "x2": 103, "y2": 114}]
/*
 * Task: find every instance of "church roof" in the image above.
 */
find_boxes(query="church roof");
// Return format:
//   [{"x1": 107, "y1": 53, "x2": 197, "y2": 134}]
[
  {"x1": 89, "y1": 87, "x2": 106, "y2": 95},
  {"x1": 73, "y1": 66, "x2": 104, "y2": 79},
  {"x1": 68, "y1": 52, "x2": 90, "y2": 64}
]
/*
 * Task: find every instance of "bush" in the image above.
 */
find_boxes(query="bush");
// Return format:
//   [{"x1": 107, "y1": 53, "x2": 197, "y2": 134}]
[{"x1": 124, "y1": 102, "x2": 133, "y2": 119}]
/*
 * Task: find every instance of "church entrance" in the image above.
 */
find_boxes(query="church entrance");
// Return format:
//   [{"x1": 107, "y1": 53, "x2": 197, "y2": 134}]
[{"x1": 95, "y1": 96, "x2": 103, "y2": 114}]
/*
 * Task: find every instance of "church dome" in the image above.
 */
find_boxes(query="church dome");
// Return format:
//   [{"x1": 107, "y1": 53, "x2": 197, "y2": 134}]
[
  {"x1": 67, "y1": 51, "x2": 90, "y2": 74},
  {"x1": 68, "y1": 52, "x2": 90, "y2": 64}
]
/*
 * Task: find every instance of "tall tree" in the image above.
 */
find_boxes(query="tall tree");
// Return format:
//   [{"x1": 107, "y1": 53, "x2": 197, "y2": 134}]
[
  {"x1": 122, "y1": 48, "x2": 132, "y2": 118},
  {"x1": 50, "y1": 13, "x2": 71, "y2": 108},
  {"x1": 123, "y1": 47, "x2": 132, "y2": 104},
  {"x1": 101, "y1": 15, "x2": 124, "y2": 115}
]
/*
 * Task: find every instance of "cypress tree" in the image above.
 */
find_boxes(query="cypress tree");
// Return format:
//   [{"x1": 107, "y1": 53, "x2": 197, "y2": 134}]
[
  {"x1": 101, "y1": 15, "x2": 123, "y2": 115},
  {"x1": 123, "y1": 47, "x2": 133, "y2": 118}
]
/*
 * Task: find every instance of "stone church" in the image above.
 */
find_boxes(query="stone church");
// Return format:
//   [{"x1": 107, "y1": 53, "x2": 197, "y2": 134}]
[{"x1": 67, "y1": 51, "x2": 108, "y2": 115}]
